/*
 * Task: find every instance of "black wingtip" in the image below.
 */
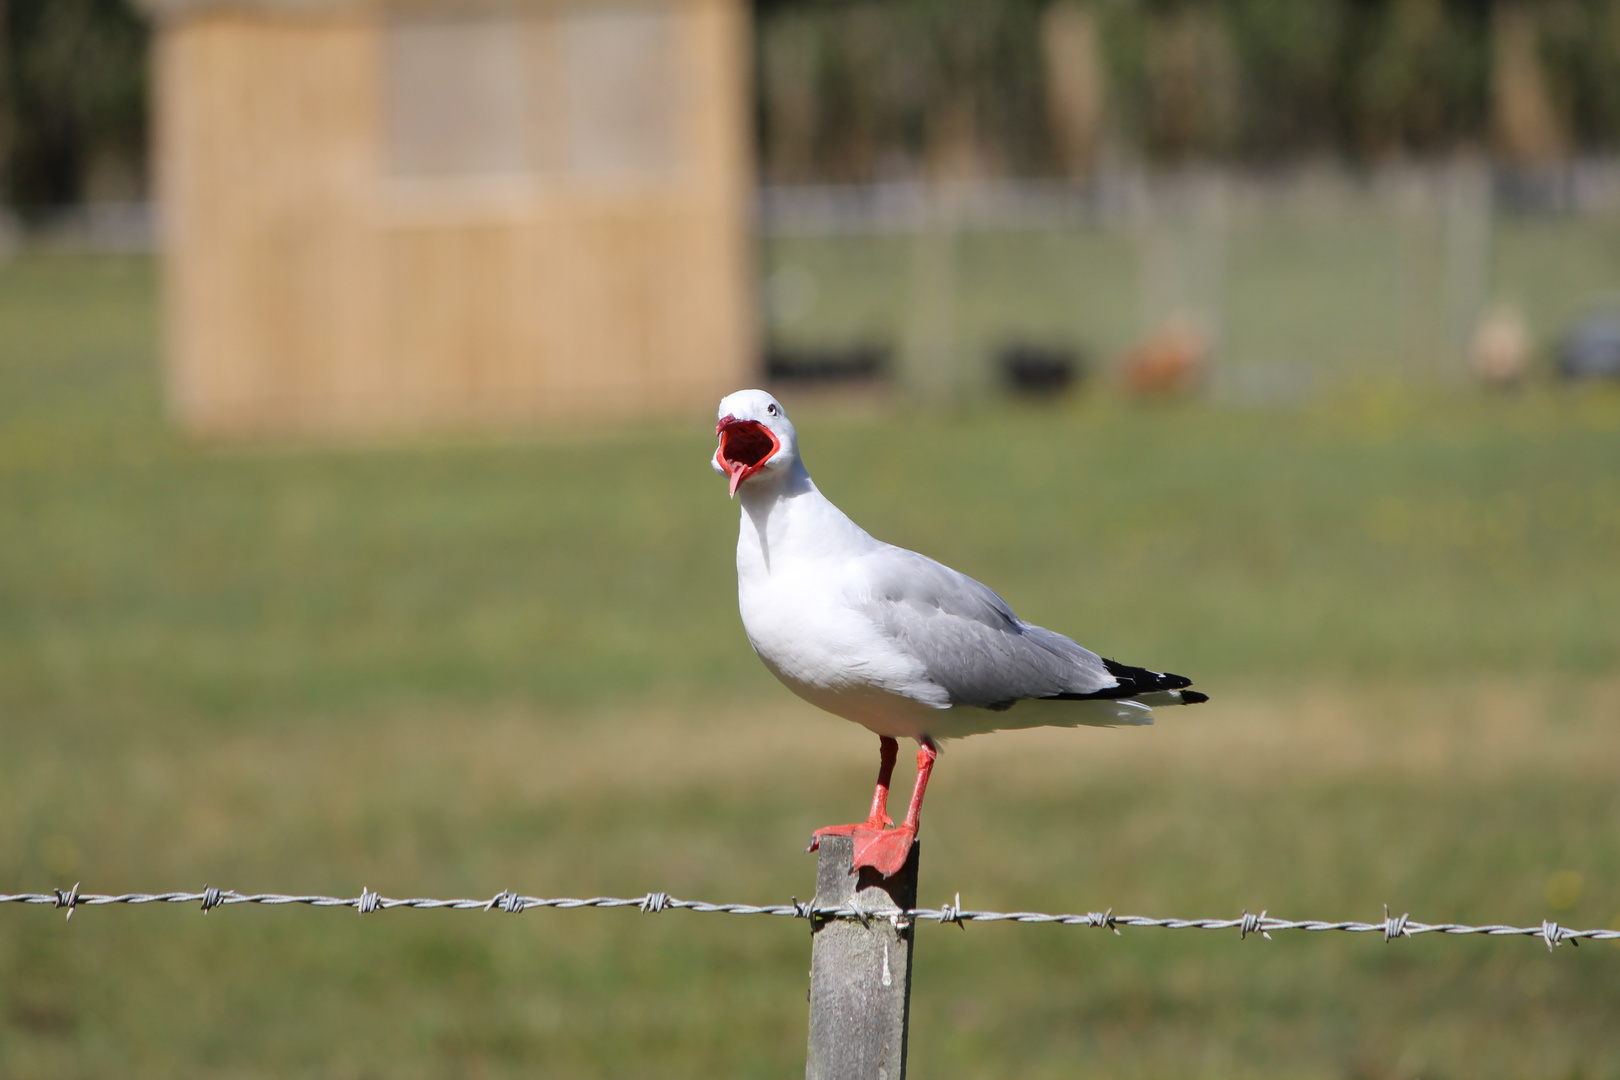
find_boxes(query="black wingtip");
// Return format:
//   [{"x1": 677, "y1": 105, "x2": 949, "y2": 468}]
[
  {"x1": 1101, "y1": 657, "x2": 1193, "y2": 693},
  {"x1": 1043, "y1": 659, "x2": 1205, "y2": 703}
]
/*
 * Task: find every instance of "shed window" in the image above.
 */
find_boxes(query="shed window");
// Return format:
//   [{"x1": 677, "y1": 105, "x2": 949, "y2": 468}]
[{"x1": 384, "y1": 3, "x2": 680, "y2": 183}]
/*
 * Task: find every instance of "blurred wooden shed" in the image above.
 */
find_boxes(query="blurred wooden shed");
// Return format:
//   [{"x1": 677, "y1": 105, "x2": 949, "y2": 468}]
[{"x1": 140, "y1": 0, "x2": 753, "y2": 435}]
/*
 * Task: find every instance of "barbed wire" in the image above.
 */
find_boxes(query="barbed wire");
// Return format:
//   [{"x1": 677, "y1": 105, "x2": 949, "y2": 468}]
[{"x1": 3, "y1": 886, "x2": 1614, "y2": 952}]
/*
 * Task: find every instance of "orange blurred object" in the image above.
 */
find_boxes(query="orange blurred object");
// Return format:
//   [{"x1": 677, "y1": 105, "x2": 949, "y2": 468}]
[{"x1": 1119, "y1": 317, "x2": 1208, "y2": 397}]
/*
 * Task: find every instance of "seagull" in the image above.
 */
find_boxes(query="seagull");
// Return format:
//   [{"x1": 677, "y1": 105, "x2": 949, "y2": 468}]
[{"x1": 713, "y1": 389, "x2": 1207, "y2": 877}]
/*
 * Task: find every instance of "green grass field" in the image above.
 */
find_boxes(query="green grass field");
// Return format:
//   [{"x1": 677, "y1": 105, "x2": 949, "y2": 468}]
[{"x1": 2, "y1": 252, "x2": 1619, "y2": 1078}]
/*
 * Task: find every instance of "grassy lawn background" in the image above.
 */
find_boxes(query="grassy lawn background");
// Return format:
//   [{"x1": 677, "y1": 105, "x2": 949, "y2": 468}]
[{"x1": 2, "y1": 252, "x2": 1619, "y2": 1078}]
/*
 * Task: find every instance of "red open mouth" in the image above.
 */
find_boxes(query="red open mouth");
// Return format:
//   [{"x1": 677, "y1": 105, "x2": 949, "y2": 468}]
[{"x1": 715, "y1": 415, "x2": 781, "y2": 497}]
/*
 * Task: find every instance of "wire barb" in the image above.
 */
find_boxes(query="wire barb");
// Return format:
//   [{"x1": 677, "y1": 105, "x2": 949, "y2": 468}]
[
  {"x1": 1085, "y1": 909, "x2": 1121, "y2": 936},
  {"x1": 640, "y1": 892, "x2": 671, "y2": 914},
  {"x1": 199, "y1": 886, "x2": 225, "y2": 913},
  {"x1": 1383, "y1": 905, "x2": 1409, "y2": 942},
  {"x1": 484, "y1": 889, "x2": 525, "y2": 914},
  {"x1": 54, "y1": 882, "x2": 80, "y2": 921},
  {"x1": 356, "y1": 887, "x2": 380, "y2": 915}
]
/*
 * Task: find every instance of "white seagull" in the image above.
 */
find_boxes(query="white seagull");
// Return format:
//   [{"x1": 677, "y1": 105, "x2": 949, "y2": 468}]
[{"x1": 713, "y1": 389, "x2": 1207, "y2": 877}]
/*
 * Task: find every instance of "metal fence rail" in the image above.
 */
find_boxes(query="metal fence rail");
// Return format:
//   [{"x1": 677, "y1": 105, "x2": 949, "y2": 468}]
[{"x1": 4, "y1": 886, "x2": 1614, "y2": 952}]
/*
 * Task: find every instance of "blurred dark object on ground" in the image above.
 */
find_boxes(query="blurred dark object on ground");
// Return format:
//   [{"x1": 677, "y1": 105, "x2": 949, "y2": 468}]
[
  {"x1": 765, "y1": 343, "x2": 890, "y2": 385},
  {"x1": 998, "y1": 342, "x2": 1083, "y2": 398},
  {"x1": 1120, "y1": 318, "x2": 1208, "y2": 398},
  {"x1": 1557, "y1": 307, "x2": 1620, "y2": 381},
  {"x1": 1493, "y1": 166, "x2": 1578, "y2": 215}
]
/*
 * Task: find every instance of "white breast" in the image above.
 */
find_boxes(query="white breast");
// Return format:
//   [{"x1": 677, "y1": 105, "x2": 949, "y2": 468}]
[{"x1": 735, "y1": 475, "x2": 950, "y2": 738}]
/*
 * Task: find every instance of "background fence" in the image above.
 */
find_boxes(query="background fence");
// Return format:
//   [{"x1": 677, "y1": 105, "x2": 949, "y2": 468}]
[
  {"x1": 760, "y1": 159, "x2": 1620, "y2": 401},
  {"x1": 11, "y1": 159, "x2": 1620, "y2": 408}
]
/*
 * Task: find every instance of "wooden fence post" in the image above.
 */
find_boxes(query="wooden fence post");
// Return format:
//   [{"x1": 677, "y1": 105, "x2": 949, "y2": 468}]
[{"x1": 806, "y1": 835, "x2": 920, "y2": 1080}]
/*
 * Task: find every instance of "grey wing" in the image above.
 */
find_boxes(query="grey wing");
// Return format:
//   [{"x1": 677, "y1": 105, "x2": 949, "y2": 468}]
[{"x1": 856, "y1": 545, "x2": 1117, "y2": 708}]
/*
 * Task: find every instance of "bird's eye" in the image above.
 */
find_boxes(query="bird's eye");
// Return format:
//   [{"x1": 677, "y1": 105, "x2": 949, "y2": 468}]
[{"x1": 767, "y1": 403, "x2": 778, "y2": 415}]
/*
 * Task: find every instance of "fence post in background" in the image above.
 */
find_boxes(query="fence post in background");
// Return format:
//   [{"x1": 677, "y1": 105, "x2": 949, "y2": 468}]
[
  {"x1": 806, "y1": 835, "x2": 920, "y2": 1080},
  {"x1": 1444, "y1": 155, "x2": 1493, "y2": 379},
  {"x1": 902, "y1": 186, "x2": 959, "y2": 406}
]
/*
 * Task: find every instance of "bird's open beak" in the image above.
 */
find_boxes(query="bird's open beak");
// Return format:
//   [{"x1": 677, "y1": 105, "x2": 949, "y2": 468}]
[{"x1": 715, "y1": 414, "x2": 781, "y2": 498}]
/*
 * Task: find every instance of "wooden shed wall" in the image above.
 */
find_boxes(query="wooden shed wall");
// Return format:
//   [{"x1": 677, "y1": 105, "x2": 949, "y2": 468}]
[{"x1": 157, "y1": 0, "x2": 753, "y2": 436}]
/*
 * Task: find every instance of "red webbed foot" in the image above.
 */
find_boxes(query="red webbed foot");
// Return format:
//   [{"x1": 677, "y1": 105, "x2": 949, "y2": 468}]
[
  {"x1": 806, "y1": 817, "x2": 893, "y2": 853},
  {"x1": 851, "y1": 824, "x2": 917, "y2": 878}
]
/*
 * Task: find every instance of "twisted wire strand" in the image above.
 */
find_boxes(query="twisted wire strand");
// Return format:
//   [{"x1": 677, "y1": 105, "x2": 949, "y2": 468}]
[{"x1": 3, "y1": 888, "x2": 1614, "y2": 950}]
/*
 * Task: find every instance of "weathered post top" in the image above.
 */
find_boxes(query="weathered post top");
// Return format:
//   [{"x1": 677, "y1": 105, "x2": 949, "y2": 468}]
[{"x1": 806, "y1": 836, "x2": 920, "y2": 1080}]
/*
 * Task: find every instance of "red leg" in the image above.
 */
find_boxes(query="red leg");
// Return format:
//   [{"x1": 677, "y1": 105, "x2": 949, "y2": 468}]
[
  {"x1": 850, "y1": 738, "x2": 937, "y2": 877},
  {"x1": 808, "y1": 737, "x2": 897, "y2": 851},
  {"x1": 899, "y1": 738, "x2": 937, "y2": 831}
]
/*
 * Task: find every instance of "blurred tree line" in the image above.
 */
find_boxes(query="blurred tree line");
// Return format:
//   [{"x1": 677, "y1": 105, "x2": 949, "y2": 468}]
[
  {"x1": 3, "y1": 0, "x2": 1619, "y2": 209},
  {"x1": 756, "y1": 0, "x2": 1620, "y2": 182},
  {"x1": 0, "y1": 0, "x2": 146, "y2": 215}
]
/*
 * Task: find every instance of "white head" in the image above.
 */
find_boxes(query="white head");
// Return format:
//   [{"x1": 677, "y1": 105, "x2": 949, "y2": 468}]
[{"x1": 713, "y1": 389, "x2": 800, "y2": 498}]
